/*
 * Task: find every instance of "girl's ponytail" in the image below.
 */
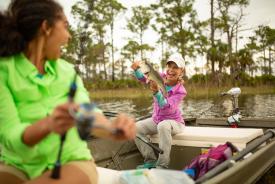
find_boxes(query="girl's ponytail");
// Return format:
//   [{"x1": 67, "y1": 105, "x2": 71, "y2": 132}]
[{"x1": 0, "y1": 12, "x2": 26, "y2": 57}]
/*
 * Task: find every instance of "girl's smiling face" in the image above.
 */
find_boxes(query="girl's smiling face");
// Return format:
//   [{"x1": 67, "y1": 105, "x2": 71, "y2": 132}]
[{"x1": 165, "y1": 61, "x2": 184, "y2": 84}]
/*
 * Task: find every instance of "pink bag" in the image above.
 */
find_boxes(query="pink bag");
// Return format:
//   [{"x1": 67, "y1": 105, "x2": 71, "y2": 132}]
[{"x1": 183, "y1": 142, "x2": 238, "y2": 180}]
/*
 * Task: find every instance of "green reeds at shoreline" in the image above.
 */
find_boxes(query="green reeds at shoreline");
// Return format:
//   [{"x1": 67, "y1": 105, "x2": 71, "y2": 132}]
[
  {"x1": 90, "y1": 88, "x2": 151, "y2": 99},
  {"x1": 89, "y1": 85, "x2": 275, "y2": 99}
]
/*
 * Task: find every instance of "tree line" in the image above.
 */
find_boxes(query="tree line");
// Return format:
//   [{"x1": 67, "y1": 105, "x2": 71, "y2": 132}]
[{"x1": 62, "y1": 0, "x2": 275, "y2": 87}]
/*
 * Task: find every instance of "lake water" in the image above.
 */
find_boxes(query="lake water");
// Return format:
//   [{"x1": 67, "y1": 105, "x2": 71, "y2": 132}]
[
  {"x1": 94, "y1": 94, "x2": 275, "y2": 119},
  {"x1": 94, "y1": 94, "x2": 275, "y2": 183}
]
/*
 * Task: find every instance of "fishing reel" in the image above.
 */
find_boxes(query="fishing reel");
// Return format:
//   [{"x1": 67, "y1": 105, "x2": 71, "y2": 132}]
[
  {"x1": 69, "y1": 103, "x2": 96, "y2": 140},
  {"x1": 70, "y1": 103, "x2": 122, "y2": 140},
  {"x1": 221, "y1": 87, "x2": 242, "y2": 128}
]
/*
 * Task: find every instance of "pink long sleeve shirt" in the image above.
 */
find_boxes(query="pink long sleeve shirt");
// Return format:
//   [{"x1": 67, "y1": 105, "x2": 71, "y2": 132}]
[{"x1": 134, "y1": 70, "x2": 187, "y2": 124}]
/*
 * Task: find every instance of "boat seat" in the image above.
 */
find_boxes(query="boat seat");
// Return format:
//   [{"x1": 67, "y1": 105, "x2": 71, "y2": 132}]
[{"x1": 150, "y1": 126, "x2": 264, "y2": 150}]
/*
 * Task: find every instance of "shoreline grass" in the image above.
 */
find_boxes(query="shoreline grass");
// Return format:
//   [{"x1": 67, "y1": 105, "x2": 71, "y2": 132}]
[
  {"x1": 90, "y1": 88, "x2": 151, "y2": 99},
  {"x1": 89, "y1": 86, "x2": 275, "y2": 99}
]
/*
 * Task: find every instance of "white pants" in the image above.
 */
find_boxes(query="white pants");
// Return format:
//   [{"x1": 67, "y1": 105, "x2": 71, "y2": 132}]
[{"x1": 135, "y1": 118, "x2": 184, "y2": 168}]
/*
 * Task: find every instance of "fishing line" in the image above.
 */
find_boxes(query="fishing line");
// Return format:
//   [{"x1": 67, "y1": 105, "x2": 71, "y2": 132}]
[
  {"x1": 195, "y1": 94, "x2": 225, "y2": 119},
  {"x1": 102, "y1": 114, "x2": 153, "y2": 169}
]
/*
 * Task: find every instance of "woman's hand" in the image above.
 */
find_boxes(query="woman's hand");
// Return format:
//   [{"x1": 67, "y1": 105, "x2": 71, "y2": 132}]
[
  {"x1": 131, "y1": 61, "x2": 140, "y2": 71},
  {"x1": 149, "y1": 80, "x2": 159, "y2": 94},
  {"x1": 109, "y1": 114, "x2": 136, "y2": 140},
  {"x1": 91, "y1": 113, "x2": 136, "y2": 141},
  {"x1": 49, "y1": 102, "x2": 78, "y2": 135},
  {"x1": 23, "y1": 102, "x2": 78, "y2": 146}
]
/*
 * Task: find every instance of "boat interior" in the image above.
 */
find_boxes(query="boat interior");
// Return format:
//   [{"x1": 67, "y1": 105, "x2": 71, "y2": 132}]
[{"x1": 91, "y1": 117, "x2": 275, "y2": 184}]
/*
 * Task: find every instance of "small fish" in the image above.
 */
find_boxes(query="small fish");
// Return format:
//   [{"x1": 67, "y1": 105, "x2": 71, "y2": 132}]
[{"x1": 139, "y1": 61, "x2": 168, "y2": 96}]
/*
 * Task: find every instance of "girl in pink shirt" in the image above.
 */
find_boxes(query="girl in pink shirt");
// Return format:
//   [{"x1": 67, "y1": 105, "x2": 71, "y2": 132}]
[{"x1": 132, "y1": 53, "x2": 187, "y2": 169}]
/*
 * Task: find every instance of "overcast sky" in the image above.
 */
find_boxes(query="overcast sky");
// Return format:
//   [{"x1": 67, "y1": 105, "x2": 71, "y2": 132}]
[{"x1": 1, "y1": 0, "x2": 275, "y2": 75}]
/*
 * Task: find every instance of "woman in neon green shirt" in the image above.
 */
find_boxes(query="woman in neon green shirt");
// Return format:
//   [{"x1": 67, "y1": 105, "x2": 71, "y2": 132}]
[{"x1": 0, "y1": 0, "x2": 136, "y2": 184}]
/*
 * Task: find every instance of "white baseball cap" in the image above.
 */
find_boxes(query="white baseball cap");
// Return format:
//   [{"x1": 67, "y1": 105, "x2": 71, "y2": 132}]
[{"x1": 167, "y1": 53, "x2": 185, "y2": 68}]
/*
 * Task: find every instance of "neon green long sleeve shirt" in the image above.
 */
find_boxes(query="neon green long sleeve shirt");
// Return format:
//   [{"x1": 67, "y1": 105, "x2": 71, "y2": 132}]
[{"x1": 0, "y1": 53, "x2": 92, "y2": 179}]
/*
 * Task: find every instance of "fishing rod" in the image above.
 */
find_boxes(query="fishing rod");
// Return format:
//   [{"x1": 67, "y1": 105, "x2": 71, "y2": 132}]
[
  {"x1": 101, "y1": 113, "x2": 161, "y2": 169},
  {"x1": 103, "y1": 112, "x2": 164, "y2": 155},
  {"x1": 136, "y1": 134, "x2": 164, "y2": 156},
  {"x1": 51, "y1": 73, "x2": 77, "y2": 179},
  {"x1": 50, "y1": 74, "x2": 124, "y2": 178},
  {"x1": 103, "y1": 133, "x2": 164, "y2": 169},
  {"x1": 103, "y1": 111, "x2": 119, "y2": 117},
  {"x1": 103, "y1": 111, "x2": 152, "y2": 121}
]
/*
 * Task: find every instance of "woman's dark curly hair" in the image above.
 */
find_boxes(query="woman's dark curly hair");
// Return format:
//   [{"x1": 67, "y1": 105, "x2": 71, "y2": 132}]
[{"x1": 0, "y1": 0, "x2": 63, "y2": 57}]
